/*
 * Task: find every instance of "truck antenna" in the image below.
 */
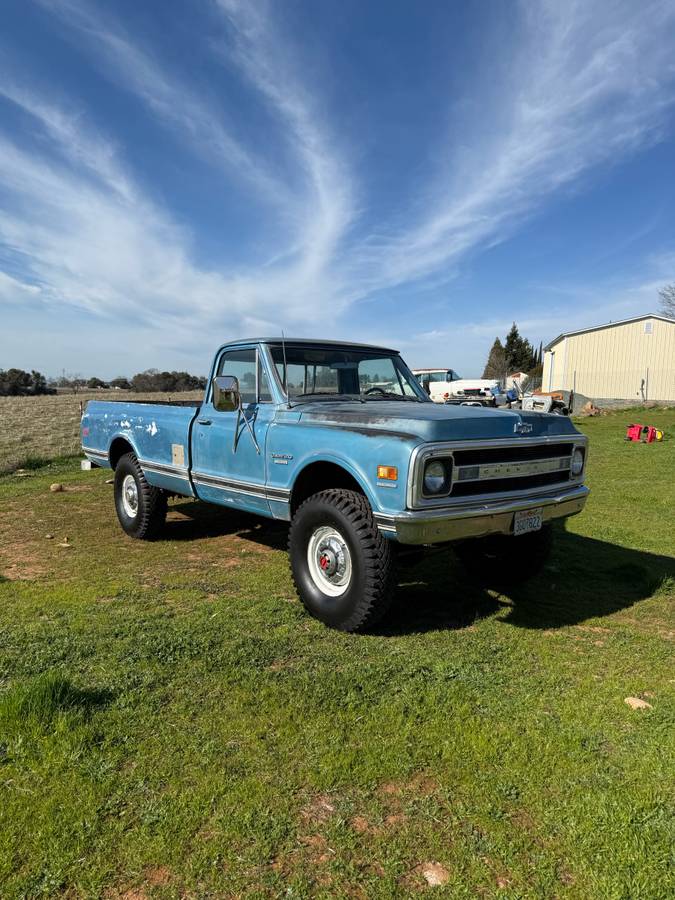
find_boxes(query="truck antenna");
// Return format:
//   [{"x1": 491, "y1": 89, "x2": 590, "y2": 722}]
[{"x1": 281, "y1": 331, "x2": 292, "y2": 409}]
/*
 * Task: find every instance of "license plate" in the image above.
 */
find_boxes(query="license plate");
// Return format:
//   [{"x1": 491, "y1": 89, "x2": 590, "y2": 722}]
[{"x1": 513, "y1": 507, "x2": 543, "y2": 536}]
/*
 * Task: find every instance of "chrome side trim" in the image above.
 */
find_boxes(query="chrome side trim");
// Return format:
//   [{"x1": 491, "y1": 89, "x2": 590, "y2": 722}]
[
  {"x1": 138, "y1": 458, "x2": 190, "y2": 480},
  {"x1": 192, "y1": 470, "x2": 290, "y2": 502},
  {"x1": 376, "y1": 484, "x2": 589, "y2": 544},
  {"x1": 82, "y1": 446, "x2": 108, "y2": 460}
]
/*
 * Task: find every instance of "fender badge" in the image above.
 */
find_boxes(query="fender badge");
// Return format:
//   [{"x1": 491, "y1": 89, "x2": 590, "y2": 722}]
[{"x1": 514, "y1": 421, "x2": 533, "y2": 434}]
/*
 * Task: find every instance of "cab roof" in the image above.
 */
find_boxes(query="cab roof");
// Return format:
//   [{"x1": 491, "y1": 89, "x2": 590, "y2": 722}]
[{"x1": 216, "y1": 337, "x2": 400, "y2": 354}]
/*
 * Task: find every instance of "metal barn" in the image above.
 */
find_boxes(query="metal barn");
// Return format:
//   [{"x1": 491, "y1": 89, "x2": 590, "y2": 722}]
[{"x1": 542, "y1": 314, "x2": 675, "y2": 403}]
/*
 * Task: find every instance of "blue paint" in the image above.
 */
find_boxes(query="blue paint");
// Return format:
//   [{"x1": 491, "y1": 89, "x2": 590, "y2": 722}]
[{"x1": 81, "y1": 339, "x2": 586, "y2": 534}]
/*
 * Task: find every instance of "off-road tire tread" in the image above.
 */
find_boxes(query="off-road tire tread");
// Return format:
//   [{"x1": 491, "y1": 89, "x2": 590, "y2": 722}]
[
  {"x1": 115, "y1": 452, "x2": 167, "y2": 540},
  {"x1": 288, "y1": 489, "x2": 395, "y2": 632}
]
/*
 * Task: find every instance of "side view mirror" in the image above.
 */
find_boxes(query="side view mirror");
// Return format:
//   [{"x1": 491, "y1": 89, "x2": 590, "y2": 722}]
[{"x1": 212, "y1": 375, "x2": 240, "y2": 412}]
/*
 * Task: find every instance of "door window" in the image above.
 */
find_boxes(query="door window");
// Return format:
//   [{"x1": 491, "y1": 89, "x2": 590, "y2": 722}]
[
  {"x1": 217, "y1": 349, "x2": 257, "y2": 405},
  {"x1": 258, "y1": 355, "x2": 273, "y2": 402}
]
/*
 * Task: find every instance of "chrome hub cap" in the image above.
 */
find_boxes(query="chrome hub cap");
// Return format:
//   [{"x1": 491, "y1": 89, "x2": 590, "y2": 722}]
[
  {"x1": 121, "y1": 474, "x2": 139, "y2": 518},
  {"x1": 307, "y1": 526, "x2": 352, "y2": 597}
]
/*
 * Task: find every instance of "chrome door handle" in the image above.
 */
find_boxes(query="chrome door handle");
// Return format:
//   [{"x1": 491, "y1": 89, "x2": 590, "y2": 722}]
[{"x1": 197, "y1": 418, "x2": 212, "y2": 426}]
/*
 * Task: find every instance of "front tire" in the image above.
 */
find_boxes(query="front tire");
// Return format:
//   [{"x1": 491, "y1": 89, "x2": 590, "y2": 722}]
[
  {"x1": 114, "y1": 452, "x2": 167, "y2": 540},
  {"x1": 288, "y1": 489, "x2": 395, "y2": 632},
  {"x1": 455, "y1": 524, "x2": 553, "y2": 587}
]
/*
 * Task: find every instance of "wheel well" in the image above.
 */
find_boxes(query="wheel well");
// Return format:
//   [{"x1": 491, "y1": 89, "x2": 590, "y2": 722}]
[
  {"x1": 109, "y1": 437, "x2": 134, "y2": 469},
  {"x1": 290, "y1": 461, "x2": 365, "y2": 514}
]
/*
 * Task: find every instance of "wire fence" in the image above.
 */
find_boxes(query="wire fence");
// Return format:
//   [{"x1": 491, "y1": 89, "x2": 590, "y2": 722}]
[{"x1": 543, "y1": 369, "x2": 675, "y2": 405}]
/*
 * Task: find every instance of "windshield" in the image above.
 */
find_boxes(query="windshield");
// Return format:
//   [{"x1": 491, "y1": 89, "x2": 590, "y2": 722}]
[
  {"x1": 268, "y1": 345, "x2": 428, "y2": 401},
  {"x1": 414, "y1": 370, "x2": 462, "y2": 384}
]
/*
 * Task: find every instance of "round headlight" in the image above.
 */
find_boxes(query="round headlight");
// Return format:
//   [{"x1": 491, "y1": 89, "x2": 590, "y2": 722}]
[
  {"x1": 423, "y1": 459, "x2": 449, "y2": 495},
  {"x1": 571, "y1": 448, "x2": 584, "y2": 476}
]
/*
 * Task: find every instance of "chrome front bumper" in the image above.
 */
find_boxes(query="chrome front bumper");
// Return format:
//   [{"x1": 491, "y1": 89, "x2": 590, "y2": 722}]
[{"x1": 374, "y1": 484, "x2": 589, "y2": 545}]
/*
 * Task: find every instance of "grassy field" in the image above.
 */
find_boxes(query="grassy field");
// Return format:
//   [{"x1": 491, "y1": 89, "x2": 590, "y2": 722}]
[
  {"x1": 0, "y1": 392, "x2": 202, "y2": 475},
  {"x1": 0, "y1": 409, "x2": 673, "y2": 898}
]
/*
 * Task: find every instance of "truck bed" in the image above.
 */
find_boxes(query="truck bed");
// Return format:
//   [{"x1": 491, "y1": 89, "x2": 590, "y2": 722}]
[{"x1": 82, "y1": 399, "x2": 201, "y2": 496}]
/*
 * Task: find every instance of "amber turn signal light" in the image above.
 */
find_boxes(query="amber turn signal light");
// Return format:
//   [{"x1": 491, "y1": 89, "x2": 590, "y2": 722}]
[{"x1": 377, "y1": 465, "x2": 398, "y2": 481}]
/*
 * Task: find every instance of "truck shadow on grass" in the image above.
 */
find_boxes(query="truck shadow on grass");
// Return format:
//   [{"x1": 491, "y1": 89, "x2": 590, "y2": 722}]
[
  {"x1": 383, "y1": 528, "x2": 675, "y2": 635},
  {"x1": 166, "y1": 502, "x2": 673, "y2": 634},
  {"x1": 167, "y1": 500, "x2": 288, "y2": 550}
]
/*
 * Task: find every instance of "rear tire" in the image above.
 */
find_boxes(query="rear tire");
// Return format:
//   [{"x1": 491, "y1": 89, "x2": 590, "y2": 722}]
[
  {"x1": 455, "y1": 524, "x2": 553, "y2": 587},
  {"x1": 114, "y1": 452, "x2": 167, "y2": 540},
  {"x1": 288, "y1": 489, "x2": 395, "y2": 632}
]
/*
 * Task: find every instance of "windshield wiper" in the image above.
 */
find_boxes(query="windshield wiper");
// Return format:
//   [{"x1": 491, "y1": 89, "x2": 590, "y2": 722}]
[
  {"x1": 363, "y1": 391, "x2": 421, "y2": 401},
  {"x1": 294, "y1": 392, "x2": 366, "y2": 403}
]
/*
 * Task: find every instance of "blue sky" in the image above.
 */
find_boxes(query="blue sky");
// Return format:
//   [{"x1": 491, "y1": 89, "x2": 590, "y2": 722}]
[{"x1": 1, "y1": 0, "x2": 675, "y2": 379}]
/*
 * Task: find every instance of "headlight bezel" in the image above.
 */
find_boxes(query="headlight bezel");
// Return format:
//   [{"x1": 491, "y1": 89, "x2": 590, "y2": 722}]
[
  {"x1": 571, "y1": 446, "x2": 585, "y2": 477},
  {"x1": 422, "y1": 458, "x2": 453, "y2": 498}
]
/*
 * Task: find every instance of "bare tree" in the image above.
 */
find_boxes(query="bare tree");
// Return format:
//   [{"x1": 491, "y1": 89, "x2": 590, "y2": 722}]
[{"x1": 658, "y1": 283, "x2": 675, "y2": 318}]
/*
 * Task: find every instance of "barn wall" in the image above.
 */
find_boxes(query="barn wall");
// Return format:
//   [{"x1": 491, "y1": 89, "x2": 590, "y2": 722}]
[{"x1": 544, "y1": 317, "x2": 675, "y2": 401}]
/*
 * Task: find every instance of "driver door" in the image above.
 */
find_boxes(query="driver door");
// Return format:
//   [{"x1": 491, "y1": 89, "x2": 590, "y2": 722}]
[{"x1": 191, "y1": 346, "x2": 274, "y2": 515}]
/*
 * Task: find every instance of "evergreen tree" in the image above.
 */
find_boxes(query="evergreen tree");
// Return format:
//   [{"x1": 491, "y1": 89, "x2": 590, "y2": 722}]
[
  {"x1": 504, "y1": 322, "x2": 536, "y2": 373},
  {"x1": 482, "y1": 338, "x2": 507, "y2": 380}
]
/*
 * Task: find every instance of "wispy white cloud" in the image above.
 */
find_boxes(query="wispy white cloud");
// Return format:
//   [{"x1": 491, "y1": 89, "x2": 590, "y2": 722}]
[
  {"x1": 24, "y1": 0, "x2": 356, "y2": 320},
  {"x1": 215, "y1": 0, "x2": 355, "y2": 281},
  {"x1": 2, "y1": 0, "x2": 675, "y2": 375},
  {"x1": 349, "y1": 0, "x2": 675, "y2": 296},
  {"x1": 0, "y1": 81, "x2": 134, "y2": 201},
  {"x1": 0, "y1": 270, "x2": 42, "y2": 302},
  {"x1": 35, "y1": 0, "x2": 291, "y2": 209}
]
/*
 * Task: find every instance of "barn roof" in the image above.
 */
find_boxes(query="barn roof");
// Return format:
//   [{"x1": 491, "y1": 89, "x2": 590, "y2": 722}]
[{"x1": 544, "y1": 313, "x2": 674, "y2": 351}]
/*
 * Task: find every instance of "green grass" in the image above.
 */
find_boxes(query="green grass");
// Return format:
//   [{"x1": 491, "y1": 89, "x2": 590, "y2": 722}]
[{"x1": 0, "y1": 409, "x2": 673, "y2": 898}]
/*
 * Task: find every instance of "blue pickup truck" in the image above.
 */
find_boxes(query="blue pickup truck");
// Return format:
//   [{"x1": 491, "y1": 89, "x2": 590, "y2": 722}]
[{"x1": 81, "y1": 338, "x2": 589, "y2": 631}]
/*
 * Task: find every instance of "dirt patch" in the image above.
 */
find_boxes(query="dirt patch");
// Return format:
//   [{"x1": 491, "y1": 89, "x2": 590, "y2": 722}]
[
  {"x1": 267, "y1": 657, "x2": 297, "y2": 672},
  {"x1": 377, "y1": 773, "x2": 438, "y2": 806},
  {"x1": 298, "y1": 832, "x2": 333, "y2": 864},
  {"x1": 143, "y1": 866, "x2": 171, "y2": 886},
  {"x1": 349, "y1": 812, "x2": 407, "y2": 836},
  {"x1": 300, "y1": 793, "x2": 336, "y2": 826},
  {"x1": 0, "y1": 539, "x2": 47, "y2": 580},
  {"x1": 350, "y1": 815, "x2": 372, "y2": 834},
  {"x1": 402, "y1": 861, "x2": 450, "y2": 889}
]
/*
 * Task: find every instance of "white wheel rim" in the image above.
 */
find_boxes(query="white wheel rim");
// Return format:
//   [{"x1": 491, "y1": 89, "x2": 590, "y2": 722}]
[
  {"x1": 121, "y1": 473, "x2": 139, "y2": 518},
  {"x1": 307, "y1": 525, "x2": 352, "y2": 597}
]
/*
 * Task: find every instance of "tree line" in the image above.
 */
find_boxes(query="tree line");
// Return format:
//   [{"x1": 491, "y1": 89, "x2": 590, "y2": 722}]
[
  {"x1": 0, "y1": 368, "x2": 206, "y2": 396},
  {"x1": 0, "y1": 368, "x2": 54, "y2": 396}
]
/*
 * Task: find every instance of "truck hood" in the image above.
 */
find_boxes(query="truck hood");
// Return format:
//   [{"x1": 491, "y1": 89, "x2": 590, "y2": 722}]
[{"x1": 290, "y1": 400, "x2": 579, "y2": 442}]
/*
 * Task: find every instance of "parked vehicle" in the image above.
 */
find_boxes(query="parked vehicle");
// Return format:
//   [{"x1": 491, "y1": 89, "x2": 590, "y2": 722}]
[
  {"x1": 520, "y1": 391, "x2": 571, "y2": 416},
  {"x1": 412, "y1": 368, "x2": 499, "y2": 406},
  {"x1": 82, "y1": 339, "x2": 589, "y2": 632}
]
